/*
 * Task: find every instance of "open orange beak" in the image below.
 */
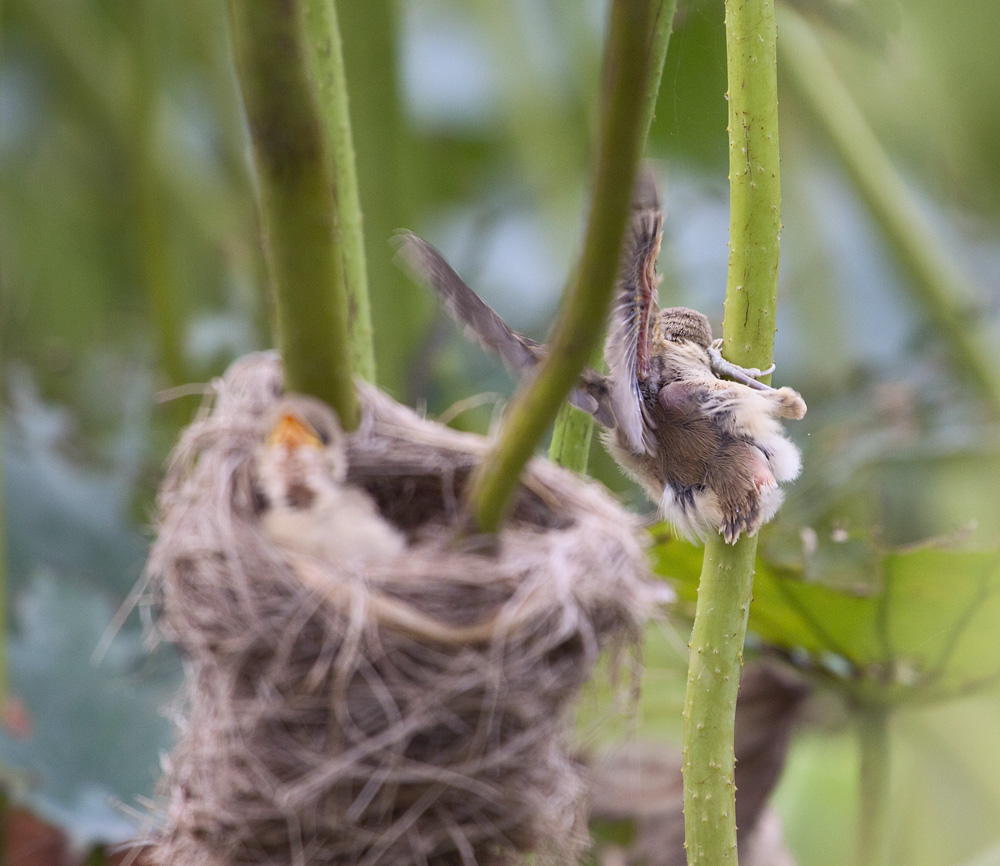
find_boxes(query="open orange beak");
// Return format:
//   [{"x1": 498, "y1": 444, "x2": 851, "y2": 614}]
[{"x1": 266, "y1": 413, "x2": 323, "y2": 450}]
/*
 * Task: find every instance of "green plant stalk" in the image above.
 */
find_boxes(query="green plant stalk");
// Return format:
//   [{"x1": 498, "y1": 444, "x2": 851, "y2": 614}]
[
  {"x1": 127, "y1": 3, "x2": 187, "y2": 394},
  {"x1": 683, "y1": 542, "x2": 757, "y2": 866},
  {"x1": 778, "y1": 9, "x2": 1000, "y2": 415},
  {"x1": 549, "y1": 0, "x2": 678, "y2": 472},
  {"x1": 226, "y1": 0, "x2": 359, "y2": 429},
  {"x1": 135, "y1": 160, "x2": 185, "y2": 388},
  {"x1": 302, "y1": 0, "x2": 375, "y2": 383},
  {"x1": 337, "y1": 0, "x2": 431, "y2": 400},
  {"x1": 855, "y1": 705, "x2": 891, "y2": 866},
  {"x1": 465, "y1": 0, "x2": 656, "y2": 533},
  {"x1": 682, "y1": 0, "x2": 782, "y2": 863},
  {"x1": 548, "y1": 403, "x2": 595, "y2": 473},
  {"x1": 548, "y1": 266, "x2": 600, "y2": 475},
  {"x1": 640, "y1": 0, "x2": 680, "y2": 146}
]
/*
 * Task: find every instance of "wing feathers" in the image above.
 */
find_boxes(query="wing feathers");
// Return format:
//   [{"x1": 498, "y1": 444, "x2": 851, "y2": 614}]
[
  {"x1": 393, "y1": 231, "x2": 543, "y2": 375},
  {"x1": 394, "y1": 230, "x2": 615, "y2": 426},
  {"x1": 604, "y1": 168, "x2": 664, "y2": 454}
]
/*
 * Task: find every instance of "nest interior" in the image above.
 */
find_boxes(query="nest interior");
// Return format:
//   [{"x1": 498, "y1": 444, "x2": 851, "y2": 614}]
[{"x1": 148, "y1": 352, "x2": 661, "y2": 866}]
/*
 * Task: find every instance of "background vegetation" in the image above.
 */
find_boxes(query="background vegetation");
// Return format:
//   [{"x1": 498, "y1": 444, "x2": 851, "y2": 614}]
[{"x1": 2, "y1": 0, "x2": 1000, "y2": 864}]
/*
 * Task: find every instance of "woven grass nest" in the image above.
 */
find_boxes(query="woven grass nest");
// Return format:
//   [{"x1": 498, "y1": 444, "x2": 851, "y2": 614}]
[{"x1": 148, "y1": 352, "x2": 665, "y2": 866}]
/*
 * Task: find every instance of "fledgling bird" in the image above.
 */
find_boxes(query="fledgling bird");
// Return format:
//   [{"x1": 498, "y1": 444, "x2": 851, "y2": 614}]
[
  {"x1": 253, "y1": 396, "x2": 406, "y2": 564},
  {"x1": 394, "y1": 169, "x2": 806, "y2": 544},
  {"x1": 600, "y1": 175, "x2": 806, "y2": 542}
]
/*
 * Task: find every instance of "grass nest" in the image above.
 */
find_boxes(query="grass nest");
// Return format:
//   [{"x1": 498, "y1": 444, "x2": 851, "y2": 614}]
[{"x1": 147, "y1": 352, "x2": 664, "y2": 866}]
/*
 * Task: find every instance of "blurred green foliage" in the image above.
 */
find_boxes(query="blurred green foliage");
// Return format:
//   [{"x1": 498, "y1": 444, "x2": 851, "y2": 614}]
[
  {"x1": 658, "y1": 537, "x2": 1000, "y2": 706},
  {"x1": 2, "y1": 0, "x2": 1000, "y2": 863}
]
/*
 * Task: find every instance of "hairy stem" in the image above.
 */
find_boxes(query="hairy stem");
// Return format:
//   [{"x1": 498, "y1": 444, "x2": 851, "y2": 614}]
[
  {"x1": 465, "y1": 0, "x2": 657, "y2": 532},
  {"x1": 683, "y1": 0, "x2": 782, "y2": 864},
  {"x1": 302, "y1": 0, "x2": 376, "y2": 383},
  {"x1": 683, "y1": 543, "x2": 757, "y2": 866},
  {"x1": 779, "y1": 8, "x2": 1000, "y2": 415},
  {"x1": 549, "y1": 0, "x2": 679, "y2": 472},
  {"x1": 226, "y1": 0, "x2": 359, "y2": 428},
  {"x1": 855, "y1": 706, "x2": 891, "y2": 866}
]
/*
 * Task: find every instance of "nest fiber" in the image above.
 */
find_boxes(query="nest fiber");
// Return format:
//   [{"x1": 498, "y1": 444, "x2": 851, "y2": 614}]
[{"x1": 148, "y1": 353, "x2": 661, "y2": 866}]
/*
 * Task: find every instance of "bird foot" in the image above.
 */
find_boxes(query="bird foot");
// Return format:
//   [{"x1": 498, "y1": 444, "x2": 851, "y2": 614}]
[{"x1": 707, "y1": 341, "x2": 777, "y2": 391}]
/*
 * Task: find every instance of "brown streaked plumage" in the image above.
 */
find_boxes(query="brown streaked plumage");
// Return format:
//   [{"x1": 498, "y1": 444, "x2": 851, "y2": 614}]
[{"x1": 395, "y1": 168, "x2": 806, "y2": 543}]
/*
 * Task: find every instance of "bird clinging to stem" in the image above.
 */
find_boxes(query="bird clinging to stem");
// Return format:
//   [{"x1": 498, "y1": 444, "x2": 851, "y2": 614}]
[{"x1": 394, "y1": 169, "x2": 806, "y2": 543}]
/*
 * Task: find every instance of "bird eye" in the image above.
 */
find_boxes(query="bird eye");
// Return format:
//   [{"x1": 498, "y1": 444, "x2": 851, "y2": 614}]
[
  {"x1": 317, "y1": 429, "x2": 331, "y2": 446},
  {"x1": 252, "y1": 485, "x2": 270, "y2": 514}
]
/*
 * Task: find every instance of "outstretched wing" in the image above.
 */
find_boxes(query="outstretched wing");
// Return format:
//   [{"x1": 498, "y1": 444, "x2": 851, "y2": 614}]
[
  {"x1": 604, "y1": 167, "x2": 663, "y2": 454},
  {"x1": 393, "y1": 231, "x2": 542, "y2": 374},
  {"x1": 394, "y1": 231, "x2": 613, "y2": 424}
]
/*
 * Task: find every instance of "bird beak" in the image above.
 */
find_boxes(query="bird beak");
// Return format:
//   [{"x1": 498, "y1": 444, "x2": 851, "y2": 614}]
[{"x1": 266, "y1": 413, "x2": 323, "y2": 450}]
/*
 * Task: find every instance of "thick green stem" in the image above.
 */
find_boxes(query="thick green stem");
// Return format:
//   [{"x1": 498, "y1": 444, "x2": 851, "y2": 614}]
[
  {"x1": 855, "y1": 706, "x2": 891, "y2": 866},
  {"x1": 718, "y1": 6, "x2": 782, "y2": 373},
  {"x1": 465, "y1": 0, "x2": 656, "y2": 532},
  {"x1": 779, "y1": 9, "x2": 1000, "y2": 415},
  {"x1": 302, "y1": 0, "x2": 375, "y2": 383},
  {"x1": 683, "y1": 0, "x2": 782, "y2": 864},
  {"x1": 683, "y1": 543, "x2": 756, "y2": 866},
  {"x1": 549, "y1": 0, "x2": 678, "y2": 472},
  {"x1": 226, "y1": 0, "x2": 359, "y2": 429}
]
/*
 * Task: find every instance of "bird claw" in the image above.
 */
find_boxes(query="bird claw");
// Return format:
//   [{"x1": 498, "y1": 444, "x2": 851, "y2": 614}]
[{"x1": 707, "y1": 342, "x2": 777, "y2": 391}]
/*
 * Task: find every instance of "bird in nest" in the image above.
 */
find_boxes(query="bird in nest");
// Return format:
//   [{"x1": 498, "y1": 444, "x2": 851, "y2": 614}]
[
  {"x1": 393, "y1": 170, "x2": 806, "y2": 544},
  {"x1": 253, "y1": 396, "x2": 406, "y2": 564}
]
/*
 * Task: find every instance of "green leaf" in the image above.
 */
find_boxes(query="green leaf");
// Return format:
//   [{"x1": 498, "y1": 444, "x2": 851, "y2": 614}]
[
  {"x1": 0, "y1": 571, "x2": 179, "y2": 849},
  {"x1": 654, "y1": 533, "x2": 1000, "y2": 705}
]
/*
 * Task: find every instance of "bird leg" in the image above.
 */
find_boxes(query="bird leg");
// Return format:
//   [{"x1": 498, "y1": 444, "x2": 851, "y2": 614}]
[{"x1": 707, "y1": 340, "x2": 777, "y2": 391}]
